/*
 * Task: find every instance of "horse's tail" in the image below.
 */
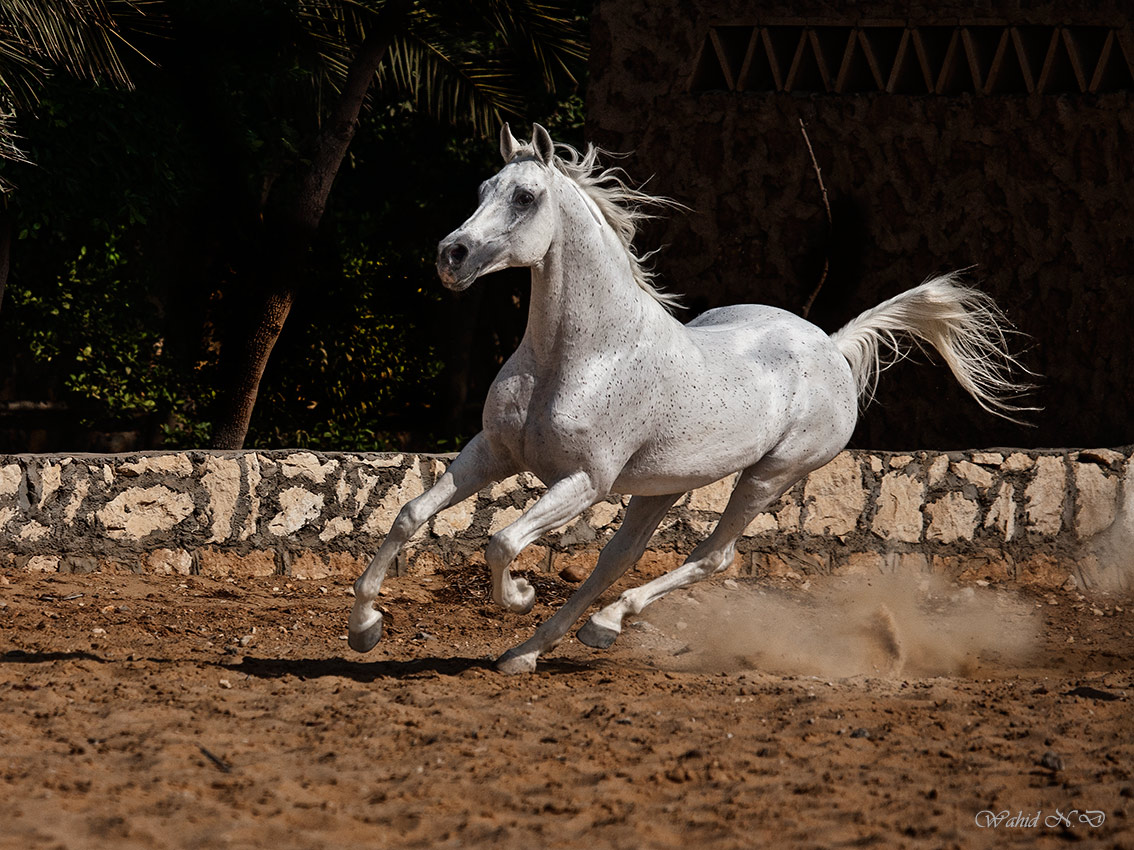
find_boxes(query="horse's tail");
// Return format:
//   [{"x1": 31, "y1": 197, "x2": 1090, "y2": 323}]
[{"x1": 829, "y1": 272, "x2": 1035, "y2": 423}]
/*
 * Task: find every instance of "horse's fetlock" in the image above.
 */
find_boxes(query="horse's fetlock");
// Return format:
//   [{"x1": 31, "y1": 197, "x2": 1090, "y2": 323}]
[{"x1": 485, "y1": 534, "x2": 516, "y2": 569}]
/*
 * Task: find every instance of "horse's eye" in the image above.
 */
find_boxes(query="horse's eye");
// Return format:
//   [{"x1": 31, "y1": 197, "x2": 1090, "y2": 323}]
[{"x1": 513, "y1": 189, "x2": 535, "y2": 207}]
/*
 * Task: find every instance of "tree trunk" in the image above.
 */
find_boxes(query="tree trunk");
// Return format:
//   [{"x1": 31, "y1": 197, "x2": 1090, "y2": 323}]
[{"x1": 210, "y1": 2, "x2": 410, "y2": 450}]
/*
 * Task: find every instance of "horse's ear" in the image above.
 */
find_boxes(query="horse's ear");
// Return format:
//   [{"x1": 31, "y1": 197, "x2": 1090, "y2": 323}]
[
  {"x1": 500, "y1": 123, "x2": 521, "y2": 162},
  {"x1": 532, "y1": 123, "x2": 554, "y2": 166}
]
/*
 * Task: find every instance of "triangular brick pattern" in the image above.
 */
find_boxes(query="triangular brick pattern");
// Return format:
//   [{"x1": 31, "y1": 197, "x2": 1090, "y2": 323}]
[{"x1": 690, "y1": 25, "x2": 1134, "y2": 94}]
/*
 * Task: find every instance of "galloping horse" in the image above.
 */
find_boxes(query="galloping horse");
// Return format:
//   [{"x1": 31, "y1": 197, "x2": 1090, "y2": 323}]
[{"x1": 349, "y1": 123, "x2": 1031, "y2": 674}]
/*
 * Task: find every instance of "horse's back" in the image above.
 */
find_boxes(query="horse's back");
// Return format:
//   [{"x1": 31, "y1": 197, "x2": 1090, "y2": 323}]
[{"x1": 615, "y1": 303, "x2": 858, "y2": 492}]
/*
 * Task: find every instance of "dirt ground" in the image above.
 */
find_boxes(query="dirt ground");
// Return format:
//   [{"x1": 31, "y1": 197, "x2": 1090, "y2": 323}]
[{"x1": 0, "y1": 563, "x2": 1131, "y2": 850}]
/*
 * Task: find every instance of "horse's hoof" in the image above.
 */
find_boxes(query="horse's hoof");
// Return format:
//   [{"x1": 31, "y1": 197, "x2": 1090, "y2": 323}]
[
  {"x1": 495, "y1": 648, "x2": 538, "y2": 675},
  {"x1": 577, "y1": 618, "x2": 619, "y2": 649},
  {"x1": 348, "y1": 614, "x2": 384, "y2": 653}
]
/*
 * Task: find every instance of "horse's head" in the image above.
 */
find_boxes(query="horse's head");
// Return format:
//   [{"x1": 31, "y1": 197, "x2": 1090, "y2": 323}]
[{"x1": 437, "y1": 123, "x2": 561, "y2": 291}]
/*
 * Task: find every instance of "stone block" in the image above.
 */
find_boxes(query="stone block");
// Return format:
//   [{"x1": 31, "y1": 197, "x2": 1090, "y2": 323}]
[
  {"x1": 1002, "y1": 452, "x2": 1035, "y2": 472},
  {"x1": 1073, "y1": 462, "x2": 1118, "y2": 539},
  {"x1": 146, "y1": 548, "x2": 193, "y2": 576},
  {"x1": 240, "y1": 455, "x2": 262, "y2": 540},
  {"x1": 25, "y1": 555, "x2": 59, "y2": 572},
  {"x1": 198, "y1": 548, "x2": 278, "y2": 578},
  {"x1": 971, "y1": 452, "x2": 1004, "y2": 466},
  {"x1": 120, "y1": 455, "x2": 194, "y2": 476},
  {"x1": 951, "y1": 460, "x2": 993, "y2": 489},
  {"x1": 871, "y1": 472, "x2": 924, "y2": 543},
  {"x1": 490, "y1": 472, "x2": 541, "y2": 501},
  {"x1": 433, "y1": 498, "x2": 477, "y2": 537},
  {"x1": 288, "y1": 551, "x2": 366, "y2": 580},
  {"x1": 926, "y1": 493, "x2": 978, "y2": 543},
  {"x1": 688, "y1": 474, "x2": 737, "y2": 513},
  {"x1": 587, "y1": 500, "x2": 622, "y2": 529},
  {"x1": 17, "y1": 521, "x2": 49, "y2": 542},
  {"x1": 361, "y1": 459, "x2": 425, "y2": 536},
  {"x1": 202, "y1": 455, "x2": 242, "y2": 542},
  {"x1": 1024, "y1": 455, "x2": 1066, "y2": 535},
  {"x1": 802, "y1": 453, "x2": 864, "y2": 536},
  {"x1": 280, "y1": 452, "x2": 338, "y2": 483},
  {"x1": 0, "y1": 463, "x2": 22, "y2": 497},
  {"x1": 487, "y1": 505, "x2": 523, "y2": 536},
  {"x1": 984, "y1": 482, "x2": 1017, "y2": 540},
  {"x1": 33, "y1": 462, "x2": 62, "y2": 509},
  {"x1": 63, "y1": 477, "x2": 90, "y2": 524},
  {"x1": 743, "y1": 512, "x2": 778, "y2": 536},
  {"x1": 268, "y1": 487, "x2": 325, "y2": 536},
  {"x1": 319, "y1": 516, "x2": 354, "y2": 543},
  {"x1": 98, "y1": 485, "x2": 195, "y2": 541},
  {"x1": 775, "y1": 499, "x2": 801, "y2": 533},
  {"x1": 362, "y1": 454, "x2": 404, "y2": 469},
  {"x1": 928, "y1": 455, "x2": 949, "y2": 486}
]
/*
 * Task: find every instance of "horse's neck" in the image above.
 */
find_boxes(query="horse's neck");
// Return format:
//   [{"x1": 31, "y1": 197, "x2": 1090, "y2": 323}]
[{"x1": 524, "y1": 189, "x2": 664, "y2": 368}]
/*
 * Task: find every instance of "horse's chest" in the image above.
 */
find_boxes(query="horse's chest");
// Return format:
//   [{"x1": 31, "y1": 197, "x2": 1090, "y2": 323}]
[
  {"x1": 484, "y1": 365, "x2": 628, "y2": 477},
  {"x1": 483, "y1": 372, "x2": 534, "y2": 449}
]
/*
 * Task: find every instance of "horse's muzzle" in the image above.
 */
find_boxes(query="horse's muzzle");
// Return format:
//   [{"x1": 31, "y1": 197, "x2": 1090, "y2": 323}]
[{"x1": 437, "y1": 238, "x2": 475, "y2": 289}]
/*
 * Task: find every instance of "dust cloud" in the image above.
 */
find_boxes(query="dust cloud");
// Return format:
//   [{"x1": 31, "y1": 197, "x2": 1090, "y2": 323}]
[{"x1": 638, "y1": 576, "x2": 1039, "y2": 679}]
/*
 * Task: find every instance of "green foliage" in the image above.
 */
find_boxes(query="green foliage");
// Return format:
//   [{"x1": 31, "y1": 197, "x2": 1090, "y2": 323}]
[
  {"x1": 248, "y1": 249, "x2": 446, "y2": 451},
  {"x1": 0, "y1": 0, "x2": 591, "y2": 451},
  {"x1": 6, "y1": 227, "x2": 194, "y2": 426}
]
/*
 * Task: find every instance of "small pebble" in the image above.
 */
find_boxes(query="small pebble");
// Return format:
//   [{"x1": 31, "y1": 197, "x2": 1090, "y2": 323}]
[{"x1": 1040, "y1": 750, "x2": 1065, "y2": 772}]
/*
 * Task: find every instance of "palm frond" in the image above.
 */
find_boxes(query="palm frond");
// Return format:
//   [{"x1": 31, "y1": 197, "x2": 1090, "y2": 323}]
[
  {"x1": 0, "y1": 30, "x2": 48, "y2": 109},
  {"x1": 474, "y1": 0, "x2": 586, "y2": 88},
  {"x1": 378, "y1": 32, "x2": 522, "y2": 136},
  {"x1": 0, "y1": 0, "x2": 163, "y2": 90}
]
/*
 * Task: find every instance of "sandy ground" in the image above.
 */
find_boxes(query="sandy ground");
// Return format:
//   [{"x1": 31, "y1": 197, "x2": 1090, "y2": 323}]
[{"x1": 0, "y1": 563, "x2": 1131, "y2": 849}]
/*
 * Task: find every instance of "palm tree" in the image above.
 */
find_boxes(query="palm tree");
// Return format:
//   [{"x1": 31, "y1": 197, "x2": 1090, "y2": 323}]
[{"x1": 209, "y1": 0, "x2": 587, "y2": 449}]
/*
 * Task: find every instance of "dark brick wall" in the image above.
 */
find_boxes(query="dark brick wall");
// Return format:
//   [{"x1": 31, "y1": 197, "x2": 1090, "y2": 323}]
[{"x1": 587, "y1": 0, "x2": 1134, "y2": 450}]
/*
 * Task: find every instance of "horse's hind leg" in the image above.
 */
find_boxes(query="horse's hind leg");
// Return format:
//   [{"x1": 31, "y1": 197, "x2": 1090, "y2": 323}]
[
  {"x1": 349, "y1": 433, "x2": 509, "y2": 653},
  {"x1": 580, "y1": 456, "x2": 814, "y2": 644}
]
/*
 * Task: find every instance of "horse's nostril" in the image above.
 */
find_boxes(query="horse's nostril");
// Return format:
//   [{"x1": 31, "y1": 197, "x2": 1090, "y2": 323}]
[{"x1": 447, "y1": 243, "x2": 469, "y2": 266}]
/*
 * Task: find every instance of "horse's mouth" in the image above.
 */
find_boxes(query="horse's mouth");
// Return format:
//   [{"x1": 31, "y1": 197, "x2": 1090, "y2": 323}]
[{"x1": 439, "y1": 268, "x2": 479, "y2": 291}]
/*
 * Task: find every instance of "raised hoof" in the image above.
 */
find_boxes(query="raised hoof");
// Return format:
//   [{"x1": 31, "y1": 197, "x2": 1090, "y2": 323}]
[
  {"x1": 347, "y1": 617, "x2": 384, "y2": 653},
  {"x1": 494, "y1": 648, "x2": 538, "y2": 674},
  {"x1": 577, "y1": 618, "x2": 619, "y2": 649}
]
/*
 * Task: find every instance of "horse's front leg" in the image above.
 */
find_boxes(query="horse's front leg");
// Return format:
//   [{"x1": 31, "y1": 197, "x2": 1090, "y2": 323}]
[
  {"x1": 495, "y1": 493, "x2": 680, "y2": 674},
  {"x1": 481, "y1": 471, "x2": 603, "y2": 667},
  {"x1": 348, "y1": 433, "x2": 509, "y2": 653}
]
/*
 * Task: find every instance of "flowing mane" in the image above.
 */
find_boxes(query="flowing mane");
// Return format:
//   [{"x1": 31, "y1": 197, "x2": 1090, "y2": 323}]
[{"x1": 508, "y1": 140, "x2": 683, "y2": 312}]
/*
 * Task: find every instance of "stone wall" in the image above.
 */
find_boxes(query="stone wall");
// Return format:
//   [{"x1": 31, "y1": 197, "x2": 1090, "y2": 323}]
[{"x1": 1, "y1": 449, "x2": 1130, "y2": 592}]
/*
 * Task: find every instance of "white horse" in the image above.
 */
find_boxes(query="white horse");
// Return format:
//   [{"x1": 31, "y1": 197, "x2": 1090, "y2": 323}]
[{"x1": 348, "y1": 123, "x2": 1031, "y2": 674}]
